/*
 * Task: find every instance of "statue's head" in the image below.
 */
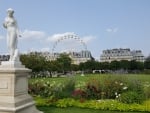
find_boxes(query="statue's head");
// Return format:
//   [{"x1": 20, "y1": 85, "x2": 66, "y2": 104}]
[{"x1": 7, "y1": 8, "x2": 14, "y2": 16}]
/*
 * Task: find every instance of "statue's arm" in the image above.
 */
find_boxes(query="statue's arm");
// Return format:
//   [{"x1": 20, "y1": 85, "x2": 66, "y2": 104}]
[
  {"x1": 3, "y1": 18, "x2": 8, "y2": 29},
  {"x1": 3, "y1": 17, "x2": 8, "y2": 29}
]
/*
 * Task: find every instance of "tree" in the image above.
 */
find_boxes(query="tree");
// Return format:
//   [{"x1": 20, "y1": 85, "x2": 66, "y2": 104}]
[
  {"x1": 110, "y1": 61, "x2": 120, "y2": 70},
  {"x1": 100, "y1": 62, "x2": 110, "y2": 70},
  {"x1": 78, "y1": 60, "x2": 100, "y2": 73},
  {"x1": 94, "y1": 61, "x2": 101, "y2": 70},
  {"x1": 129, "y1": 60, "x2": 137, "y2": 70},
  {"x1": 144, "y1": 55, "x2": 150, "y2": 69},
  {"x1": 136, "y1": 62, "x2": 144, "y2": 70},
  {"x1": 120, "y1": 60, "x2": 130, "y2": 70},
  {"x1": 56, "y1": 53, "x2": 72, "y2": 73},
  {"x1": 84, "y1": 60, "x2": 96, "y2": 72},
  {"x1": 71, "y1": 64, "x2": 79, "y2": 71},
  {"x1": 20, "y1": 54, "x2": 47, "y2": 72},
  {"x1": 79, "y1": 62, "x2": 86, "y2": 71},
  {"x1": 50, "y1": 60, "x2": 62, "y2": 72},
  {"x1": 129, "y1": 60, "x2": 144, "y2": 71}
]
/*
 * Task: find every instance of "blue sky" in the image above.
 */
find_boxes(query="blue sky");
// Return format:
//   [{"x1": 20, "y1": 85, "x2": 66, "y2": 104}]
[{"x1": 0, "y1": 0, "x2": 150, "y2": 60}]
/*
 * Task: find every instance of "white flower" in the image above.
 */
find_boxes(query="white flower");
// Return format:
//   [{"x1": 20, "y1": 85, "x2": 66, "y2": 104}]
[
  {"x1": 115, "y1": 81, "x2": 118, "y2": 84},
  {"x1": 120, "y1": 83, "x2": 123, "y2": 86},
  {"x1": 115, "y1": 92, "x2": 117, "y2": 95},
  {"x1": 123, "y1": 86, "x2": 128, "y2": 90},
  {"x1": 97, "y1": 100, "x2": 101, "y2": 102}
]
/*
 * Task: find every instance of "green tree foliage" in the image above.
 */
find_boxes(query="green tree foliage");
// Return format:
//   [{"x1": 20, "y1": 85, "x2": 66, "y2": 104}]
[
  {"x1": 120, "y1": 60, "x2": 130, "y2": 70},
  {"x1": 21, "y1": 53, "x2": 146, "y2": 74},
  {"x1": 129, "y1": 60, "x2": 144, "y2": 70},
  {"x1": 144, "y1": 56, "x2": 150, "y2": 69},
  {"x1": 50, "y1": 60, "x2": 62, "y2": 72},
  {"x1": 71, "y1": 64, "x2": 79, "y2": 71},
  {"x1": 56, "y1": 53, "x2": 72, "y2": 73},
  {"x1": 79, "y1": 62, "x2": 86, "y2": 71},
  {"x1": 83, "y1": 60, "x2": 97, "y2": 71},
  {"x1": 79, "y1": 60, "x2": 100, "y2": 72},
  {"x1": 20, "y1": 54, "x2": 47, "y2": 72},
  {"x1": 110, "y1": 61, "x2": 120, "y2": 70},
  {"x1": 99, "y1": 62, "x2": 110, "y2": 70}
]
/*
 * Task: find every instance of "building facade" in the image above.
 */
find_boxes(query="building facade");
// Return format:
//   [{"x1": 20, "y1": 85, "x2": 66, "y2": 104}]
[
  {"x1": 29, "y1": 50, "x2": 92, "y2": 65},
  {"x1": 0, "y1": 55, "x2": 9, "y2": 64},
  {"x1": 100, "y1": 48, "x2": 144, "y2": 62},
  {"x1": 68, "y1": 51, "x2": 92, "y2": 64}
]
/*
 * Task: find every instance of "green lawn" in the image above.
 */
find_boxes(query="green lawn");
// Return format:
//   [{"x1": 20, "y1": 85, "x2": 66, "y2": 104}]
[
  {"x1": 29, "y1": 74, "x2": 150, "y2": 84},
  {"x1": 37, "y1": 106, "x2": 149, "y2": 113}
]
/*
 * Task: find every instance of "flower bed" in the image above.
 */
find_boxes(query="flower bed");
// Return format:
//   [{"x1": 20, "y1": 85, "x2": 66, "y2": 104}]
[
  {"x1": 35, "y1": 97, "x2": 150, "y2": 112},
  {"x1": 29, "y1": 74, "x2": 150, "y2": 112}
]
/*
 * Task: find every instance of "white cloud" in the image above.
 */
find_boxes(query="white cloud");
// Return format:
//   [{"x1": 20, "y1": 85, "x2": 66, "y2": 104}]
[
  {"x1": 106, "y1": 28, "x2": 118, "y2": 33},
  {"x1": 21, "y1": 29, "x2": 46, "y2": 40},
  {"x1": 106, "y1": 28, "x2": 112, "y2": 32},
  {"x1": 47, "y1": 32, "x2": 95, "y2": 44},
  {"x1": 82, "y1": 36, "x2": 96, "y2": 44},
  {"x1": 47, "y1": 32, "x2": 75, "y2": 42},
  {"x1": 40, "y1": 47, "x2": 50, "y2": 52},
  {"x1": 47, "y1": 34, "x2": 62, "y2": 42}
]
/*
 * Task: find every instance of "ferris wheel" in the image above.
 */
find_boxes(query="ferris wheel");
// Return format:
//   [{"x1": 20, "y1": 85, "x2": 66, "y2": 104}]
[{"x1": 52, "y1": 32, "x2": 87, "y2": 54}]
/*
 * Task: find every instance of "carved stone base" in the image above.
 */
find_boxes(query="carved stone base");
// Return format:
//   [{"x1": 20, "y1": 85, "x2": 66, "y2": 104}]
[
  {"x1": 0, "y1": 61, "x2": 43, "y2": 113},
  {"x1": 0, "y1": 95, "x2": 42, "y2": 113}
]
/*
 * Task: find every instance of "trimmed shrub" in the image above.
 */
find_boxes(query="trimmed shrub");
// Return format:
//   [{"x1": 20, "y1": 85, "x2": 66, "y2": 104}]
[
  {"x1": 28, "y1": 80, "x2": 52, "y2": 97},
  {"x1": 102, "y1": 77, "x2": 126, "y2": 99},
  {"x1": 28, "y1": 78, "x2": 75, "y2": 99},
  {"x1": 142, "y1": 69, "x2": 150, "y2": 74},
  {"x1": 54, "y1": 78, "x2": 75, "y2": 99},
  {"x1": 127, "y1": 79, "x2": 144, "y2": 93},
  {"x1": 72, "y1": 89, "x2": 86, "y2": 99},
  {"x1": 119, "y1": 91, "x2": 145, "y2": 104},
  {"x1": 84, "y1": 79, "x2": 102, "y2": 99},
  {"x1": 143, "y1": 82, "x2": 150, "y2": 99},
  {"x1": 35, "y1": 98, "x2": 150, "y2": 112}
]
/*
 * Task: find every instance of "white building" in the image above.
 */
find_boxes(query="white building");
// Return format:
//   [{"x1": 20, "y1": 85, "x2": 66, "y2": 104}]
[
  {"x1": 0, "y1": 55, "x2": 9, "y2": 64},
  {"x1": 100, "y1": 48, "x2": 144, "y2": 62},
  {"x1": 29, "y1": 50, "x2": 92, "y2": 65},
  {"x1": 131, "y1": 50, "x2": 145, "y2": 62},
  {"x1": 69, "y1": 51, "x2": 92, "y2": 64}
]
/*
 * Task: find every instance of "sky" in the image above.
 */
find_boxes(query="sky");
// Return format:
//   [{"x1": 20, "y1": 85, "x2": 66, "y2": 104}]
[{"x1": 0, "y1": 0, "x2": 150, "y2": 60}]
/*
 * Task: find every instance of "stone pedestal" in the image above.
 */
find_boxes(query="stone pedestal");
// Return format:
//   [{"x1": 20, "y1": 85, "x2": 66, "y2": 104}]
[{"x1": 0, "y1": 61, "x2": 43, "y2": 113}]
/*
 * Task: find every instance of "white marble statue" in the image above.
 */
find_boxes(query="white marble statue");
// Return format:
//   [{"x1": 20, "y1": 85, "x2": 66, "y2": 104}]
[{"x1": 3, "y1": 8, "x2": 20, "y2": 61}]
